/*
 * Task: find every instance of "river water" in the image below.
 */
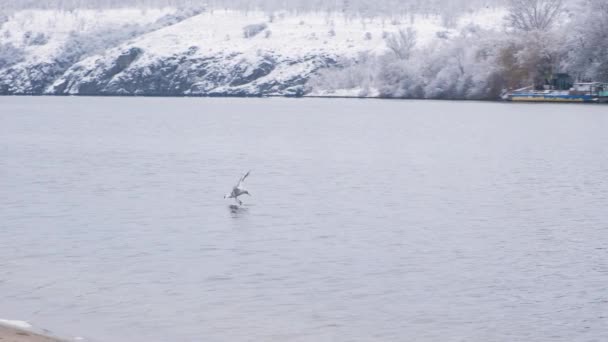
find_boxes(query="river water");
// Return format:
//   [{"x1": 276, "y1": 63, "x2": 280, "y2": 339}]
[{"x1": 1, "y1": 97, "x2": 607, "y2": 341}]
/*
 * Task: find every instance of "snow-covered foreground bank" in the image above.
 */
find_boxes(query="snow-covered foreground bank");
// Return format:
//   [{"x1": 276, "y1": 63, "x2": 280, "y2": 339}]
[
  {"x1": 0, "y1": 319, "x2": 76, "y2": 341},
  {"x1": 0, "y1": 8, "x2": 505, "y2": 97}
]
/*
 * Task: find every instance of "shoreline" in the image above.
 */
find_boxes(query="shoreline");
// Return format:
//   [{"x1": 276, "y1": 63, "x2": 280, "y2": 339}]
[
  {"x1": 0, "y1": 94, "x2": 606, "y2": 104},
  {"x1": 0, "y1": 322, "x2": 65, "y2": 342}
]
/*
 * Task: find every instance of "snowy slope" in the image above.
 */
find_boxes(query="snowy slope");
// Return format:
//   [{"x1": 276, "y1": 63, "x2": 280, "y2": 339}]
[
  {"x1": 0, "y1": 8, "x2": 506, "y2": 96},
  {"x1": 1, "y1": 9, "x2": 172, "y2": 63}
]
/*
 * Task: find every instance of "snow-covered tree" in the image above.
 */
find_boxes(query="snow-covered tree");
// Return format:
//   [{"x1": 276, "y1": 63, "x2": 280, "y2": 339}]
[
  {"x1": 562, "y1": 0, "x2": 608, "y2": 81},
  {"x1": 385, "y1": 28, "x2": 417, "y2": 60},
  {"x1": 506, "y1": 0, "x2": 564, "y2": 32}
]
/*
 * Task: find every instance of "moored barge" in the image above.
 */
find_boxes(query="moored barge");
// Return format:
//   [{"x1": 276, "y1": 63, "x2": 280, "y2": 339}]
[{"x1": 504, "y1": 81, "x2": 608, "y2": 103}]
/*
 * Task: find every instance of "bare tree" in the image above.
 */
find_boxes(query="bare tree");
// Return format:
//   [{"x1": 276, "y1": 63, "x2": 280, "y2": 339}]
[
  {"x1": 385, "y1": 27, "x2": 417, "y2": 60},
  {"x1": 507, "y1": 0, "x2": 564, "y2": 32}
]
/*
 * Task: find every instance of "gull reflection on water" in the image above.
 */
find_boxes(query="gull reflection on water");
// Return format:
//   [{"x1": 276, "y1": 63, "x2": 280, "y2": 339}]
[{"x1": 228, "y1": 204, "x2": 249, "y2": 218}]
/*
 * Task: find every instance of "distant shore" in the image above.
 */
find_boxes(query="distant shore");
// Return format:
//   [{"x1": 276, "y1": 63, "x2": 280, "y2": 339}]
[{"x1": 1, "y1": 94, "x2": 607, "y2": 105}]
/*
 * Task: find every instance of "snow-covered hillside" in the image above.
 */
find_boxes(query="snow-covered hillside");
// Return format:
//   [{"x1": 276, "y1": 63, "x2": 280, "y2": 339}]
[{"x1": 0, "y1": 7, "x2": 506, "y2": 96}]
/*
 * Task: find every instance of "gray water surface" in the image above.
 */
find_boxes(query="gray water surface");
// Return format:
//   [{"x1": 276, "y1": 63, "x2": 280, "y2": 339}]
[{"x1": 1, "y1": 97, "x2": 607, "y2": 341}]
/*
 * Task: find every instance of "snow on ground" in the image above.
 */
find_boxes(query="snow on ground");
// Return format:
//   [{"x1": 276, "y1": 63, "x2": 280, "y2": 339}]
[
  {"x1": 130, "y1": 9, "x2": 507, "y2": 60},
  {"x1": 0, "y1": 8, "x2": 175, "y2": 63},
  {"x1": 0, "y1": 319, "x2": 33, "y2": 330},
  {"x1": 1, "y1": 8, "x2": 507, "y2": 64},
  {"x1": 457, "y1": 7, "x2": 507, "y2": 29}
]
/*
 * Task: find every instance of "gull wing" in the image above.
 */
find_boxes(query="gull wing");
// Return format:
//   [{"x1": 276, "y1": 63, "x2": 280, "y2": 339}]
[{"x1": 236, "y1": 170, "x2": 251, "y2": 188}]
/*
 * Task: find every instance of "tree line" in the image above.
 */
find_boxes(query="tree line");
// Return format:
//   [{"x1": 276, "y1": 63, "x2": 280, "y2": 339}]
[
  {"x1": 0, "y1": 0, "x2": 506, "y2": 17},
  {"x1": 311, "y1": 0, "x2": 608, "y2": 99}
]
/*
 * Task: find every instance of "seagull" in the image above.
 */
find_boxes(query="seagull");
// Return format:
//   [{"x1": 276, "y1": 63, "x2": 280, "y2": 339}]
[{"x1": 224, "y1": 170, "x2": 251, "y2": 206}]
